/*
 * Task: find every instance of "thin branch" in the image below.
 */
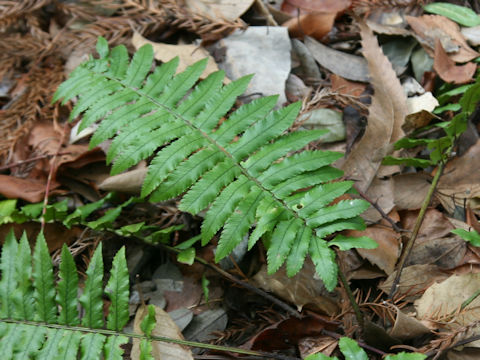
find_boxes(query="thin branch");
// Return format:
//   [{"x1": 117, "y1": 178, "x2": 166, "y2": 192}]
[
  {"x1": 353, "y1": 184, "x2": 404, "y2": 233},
  {"x1": 389, "y1": 161, "x2": 445, "y2": 299}
]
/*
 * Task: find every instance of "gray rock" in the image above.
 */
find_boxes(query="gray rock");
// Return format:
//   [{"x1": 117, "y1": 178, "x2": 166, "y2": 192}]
[{"x1": 216, "y1": 26, "x2": 291, "y2": 106}]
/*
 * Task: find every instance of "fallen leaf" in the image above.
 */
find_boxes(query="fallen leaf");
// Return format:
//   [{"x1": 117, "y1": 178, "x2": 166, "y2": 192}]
[
  {"x1": 132, "y1": 304, "x2": 194, "y2": 360},
  {"x1": 347, "y1": 226, "x2": 400, "y2": 275},
  {"x1": 132, "y1": 32, "x2": 221, "y2": 79},
  {"x1": 379, "y1": 264, "x2": 449, "y2": 301},
  {"x1": 437, "y1": 139, "x2": 480, "y2": 214},
  {"x1": 99, "y1": 167, "x2": 147, "y2": 194},
  {"x1": 433, "y1": 39, "x2": 476, "y2": 84},
  {"x1": 392, "y1": 173, "x2": 431, "y2": 210},
  {"x1": 0, "y1": 175, "x2": 61, "y2": 203},
  {"x1": 185, "y1": 0, "x2": 254, "y2": 21},
  {"x1": 407, "y1": 15, "x2": 479, "y2": 63},
  {"x1": 401, "y1": 208, "x2": 455, "y2": 242},
  {"x1": 415, "y1": 273, "x2": 480, "y2": 347},
  {"x1": 388, "y1": 304, "x2": 431, "y2": 340},
  {"x1": 340, "y1": 20, "x2": 407, "y2": 192},
  {"x1": 330, "y1": 74, "x2": 366, "y2": 97},
  {"x1": 304, "y1": 36, "x2": 370, "y2": 82},
  {"x1": 244, "y1": 315, "x2": 339, "y2": 351},
  {"x1": 405, "y1": 235, "x2": 466, "y2": 270},
  {"x1": 251, "y1": 261, "x2": 339, "y2": 315},
  {"x1": 360, "y1": 177, "x2": 395, "y2": 224}
]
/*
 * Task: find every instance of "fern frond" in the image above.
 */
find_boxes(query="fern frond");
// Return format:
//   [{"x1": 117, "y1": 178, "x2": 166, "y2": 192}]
[
  {"x1": 0, "y1": 232, "x2": 161, "y2": 358},
  {"x1": 53, "y1": 37, "x2": 375, "y2": 291}
]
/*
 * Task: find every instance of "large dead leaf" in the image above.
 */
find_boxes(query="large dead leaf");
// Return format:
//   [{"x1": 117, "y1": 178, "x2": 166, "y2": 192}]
[
  {"x1": 132, "y1": 305, "x2": 194, "y2": 360},
  {"x1": 433, "y1": 39, "x2": 476, "y2": 84},
  {"x1": 340, "y1": 20, "x2": 407, "y2": 192},
  {"x1": 414, "y1": 273, "x2": 480, "y2": 347},
  {"x1": 132, "y1": 32, "x2": 221, "y2": 79},
  {"x1": 407, "y1": 15, "x2": 479, "y2": 63}
]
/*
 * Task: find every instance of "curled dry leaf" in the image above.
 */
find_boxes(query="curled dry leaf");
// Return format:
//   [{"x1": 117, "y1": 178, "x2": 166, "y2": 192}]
[
  {"x1": 406, "y1": 15, "x2": 479, "y2": 63},
  {"x1": 433, "y1": 39, "x2": 476, "y2": 84},
  {"x1": 388, "y1": 304, "x2": 431, "y2": 340},
  {"x1": 340, "y1": 19, "x2": 407, "y2": 192}
]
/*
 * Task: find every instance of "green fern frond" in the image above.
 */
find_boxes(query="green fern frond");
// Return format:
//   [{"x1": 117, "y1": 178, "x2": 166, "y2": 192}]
[
  {"x1": 0, "y1": 231, "x2": 157, "y2": 359},
  {"x1": 53, "y1": 37, "x2": 376, "y2": 291}
]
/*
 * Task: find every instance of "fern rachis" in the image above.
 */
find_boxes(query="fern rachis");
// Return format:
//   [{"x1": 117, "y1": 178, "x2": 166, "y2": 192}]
[{"x1": 53, "y1": 37, "x2": 377, "y2": 291}]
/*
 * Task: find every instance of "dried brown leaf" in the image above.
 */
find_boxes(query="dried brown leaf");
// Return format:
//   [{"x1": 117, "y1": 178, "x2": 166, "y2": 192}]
[
  {"x1": 433, "y1": 39, "x2": 476, "y2": 84},
  {"x1": 340, "y1": 19, "x2": 407, "y2": 192},
  {"x1": 407, "y1": 15, "x2": 479, "y2": 63}
]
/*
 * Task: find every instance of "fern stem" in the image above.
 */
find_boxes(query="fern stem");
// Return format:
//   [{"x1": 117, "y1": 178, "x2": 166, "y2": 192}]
[
  {"x1": 337, "y1": 268, "x2": 364, "y2": 328},
  {"x1": 388, "y1": 160, "x2": 445, "y2": 299},
  {"x1": 0, "y1": 319, "x2": 298, "y2": 360}
]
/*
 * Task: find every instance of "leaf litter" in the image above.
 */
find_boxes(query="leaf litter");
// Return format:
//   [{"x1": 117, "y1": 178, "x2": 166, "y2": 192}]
[{"x1": 2, "y1": 0, "x2": 480, "y2": 359}]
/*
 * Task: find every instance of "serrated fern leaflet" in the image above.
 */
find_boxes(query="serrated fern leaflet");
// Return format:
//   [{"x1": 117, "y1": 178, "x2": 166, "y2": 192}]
[{"x1": 53, "y1": 37, "x2": 374, "y2": 291}]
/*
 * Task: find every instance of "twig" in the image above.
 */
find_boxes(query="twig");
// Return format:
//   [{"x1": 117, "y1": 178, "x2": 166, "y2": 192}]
[
  {"x1": 0, "y1": 152, "x2": 72, "y2": 171},
  {"x1": 353, "y1": 184, "x2": 404, "y2": 233},
  {"x1": 40, "y1": 123, "x2": 68, "y2": 232},
  {"x1": 389, "y1": 161, "x2": 445, "y2": 299}
]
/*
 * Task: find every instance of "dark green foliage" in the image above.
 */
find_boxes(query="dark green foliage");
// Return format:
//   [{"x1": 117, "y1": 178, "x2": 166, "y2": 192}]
[{"x1": 53, "y1": 37, "x2": 377, "y2": 290}]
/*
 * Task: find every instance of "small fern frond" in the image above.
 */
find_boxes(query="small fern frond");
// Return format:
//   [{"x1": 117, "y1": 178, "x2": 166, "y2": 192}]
[
  {"x1": 53, "y1": 37, "x2": 376, "y2": 290},
  {"x1": 0, "y1": 232, "x2": 162, "y2": 359}
]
